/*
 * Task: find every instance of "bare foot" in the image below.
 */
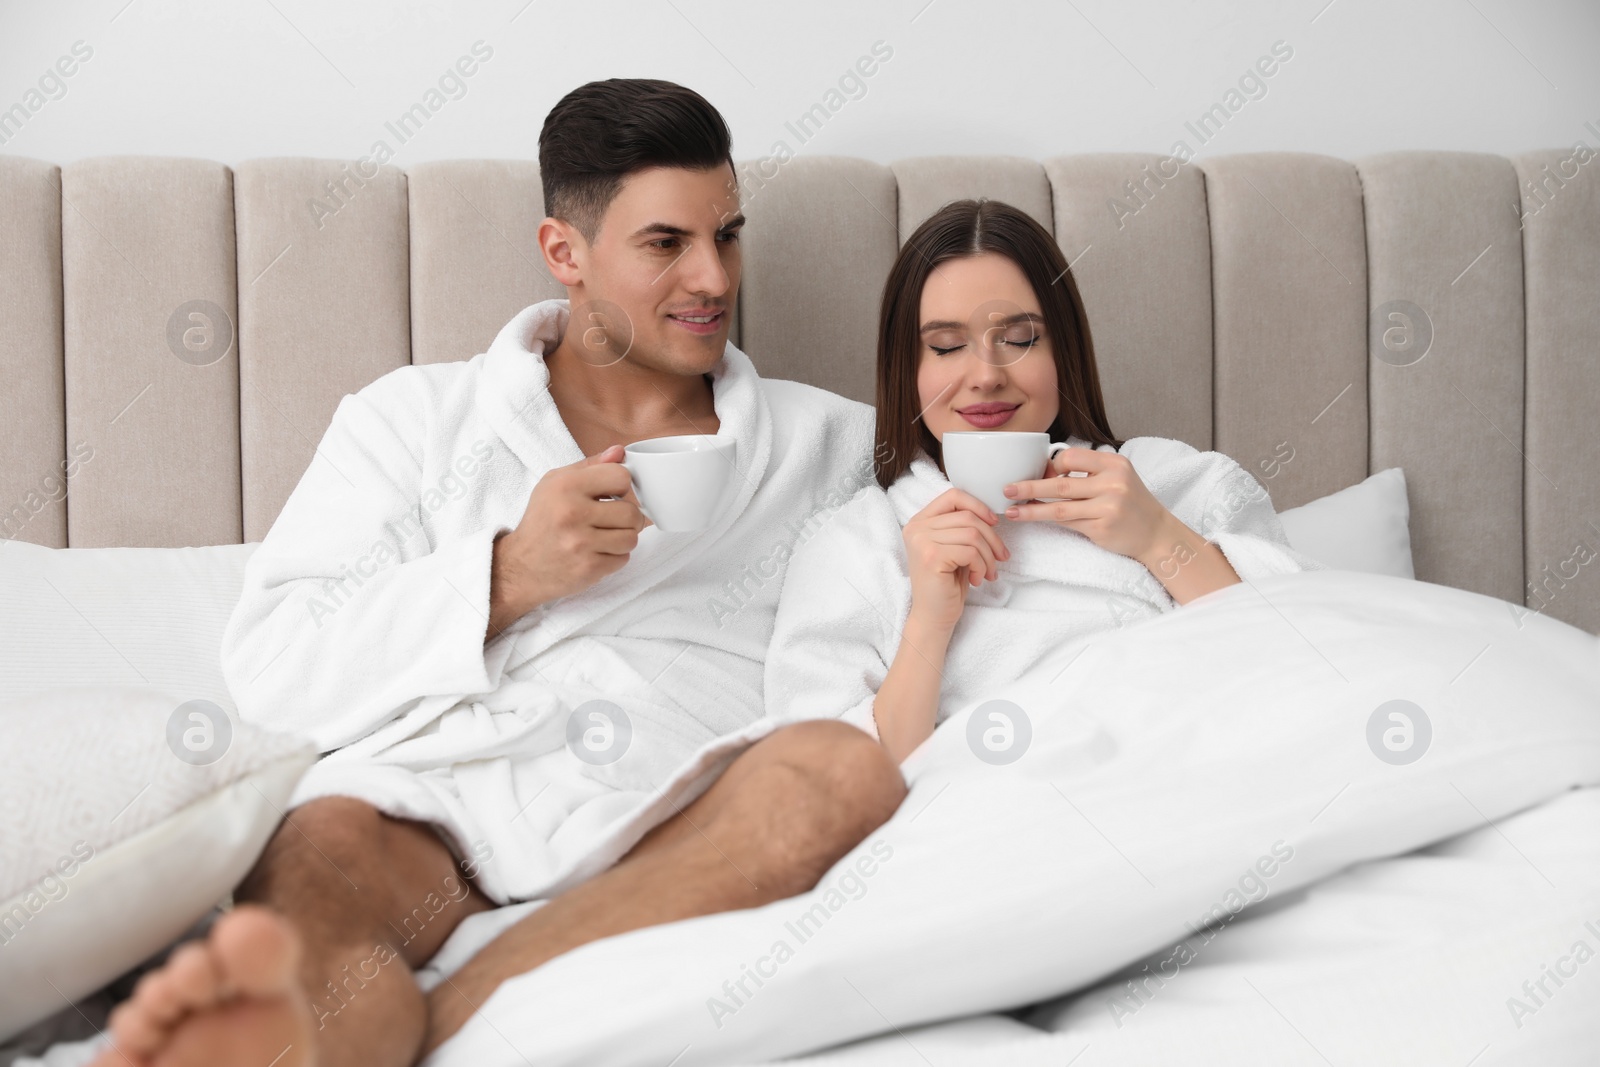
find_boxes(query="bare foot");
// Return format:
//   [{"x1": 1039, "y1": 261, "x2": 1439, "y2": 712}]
[{"x1": 88, "y1": 905, "x2": 315, "y2": 1067}]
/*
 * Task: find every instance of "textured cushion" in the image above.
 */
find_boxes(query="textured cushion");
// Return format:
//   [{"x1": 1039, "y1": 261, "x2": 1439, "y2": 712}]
[
  {"x1": 1278, "y1": 467, "x2": 1414, "y2": 579},
  {"x1": 0, "y1": 686, "x2": 314, "y2": 1041}
]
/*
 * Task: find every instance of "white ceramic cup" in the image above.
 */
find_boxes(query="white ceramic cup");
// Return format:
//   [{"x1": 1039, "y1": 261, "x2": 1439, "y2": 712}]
[
  {"x1": 941, "y1": 431, "x2": 1082, "y2": 515},
  {"x1": 621, "y1": 434, "x2": 737, "y2": 533}
]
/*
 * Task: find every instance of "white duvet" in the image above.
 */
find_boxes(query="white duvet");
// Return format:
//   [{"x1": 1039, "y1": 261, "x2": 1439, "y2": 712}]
[
  {"x1": 770, "y1": 783, "x2": 1600, "y2": 1066},
  {"x1": 406, "y1": 567, "x2": 1600, "y2": 1066}
]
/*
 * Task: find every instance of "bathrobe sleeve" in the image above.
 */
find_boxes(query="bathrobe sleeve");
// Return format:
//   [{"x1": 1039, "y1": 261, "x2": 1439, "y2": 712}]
[
  {"x1": 1123, "y1": 436, "x2": 1327, "y2": 608},
  {"x1": 221, "y1": 377, "x2": 513, "y2": 750},
  {"x1": 762, "y1": 488, "x2": 908, "y2": 742}
]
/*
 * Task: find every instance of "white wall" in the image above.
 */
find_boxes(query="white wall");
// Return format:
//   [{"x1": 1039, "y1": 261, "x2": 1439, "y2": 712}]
[{"x1": 1, "y1": 0, "x2": 1597, "y2": 169}]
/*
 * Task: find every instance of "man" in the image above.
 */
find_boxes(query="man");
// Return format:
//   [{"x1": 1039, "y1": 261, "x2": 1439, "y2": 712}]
[{"x1": 91, "y1": 78, "x2": 905, "y2": 1067}]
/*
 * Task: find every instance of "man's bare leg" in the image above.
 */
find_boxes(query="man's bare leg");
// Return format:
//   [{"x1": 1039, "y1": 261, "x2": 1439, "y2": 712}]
[
  {"x1": 89, "y1": 717, "x2": 905, "y2": 1066},
  {"x1": 235, "y1": 797, "x2": 497, "y2": 1062},
  {"x1": 422, "y1": 718, "x2": 907, "y2": 1053},
  {"x1": 91, "y1": 795, "x2": 494, "y2": 1067}
]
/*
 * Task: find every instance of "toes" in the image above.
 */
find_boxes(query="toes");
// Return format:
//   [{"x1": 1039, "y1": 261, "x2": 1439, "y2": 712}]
[
  {"x1": 99, "y1": 908, "x2": 308, "y2": 1067},
  {"x1": 106, "y1": 997, "x2": 166, "y2": 1059},
  {"x1": 210, "y1": 905, "x2": 303, "y2": 999},
  {"x1": 164, "y1": 942, "x2": 225, "y2": 1014},
  {"x1": 129, "y1": 947, "x2": 217, "y2": 1030},
  {"x1": 96, "y1": 909, "x2": 310, "y2": 1067},
  {"x1": 106, "y1": 938, "x2": 226, "y2": 1058}
]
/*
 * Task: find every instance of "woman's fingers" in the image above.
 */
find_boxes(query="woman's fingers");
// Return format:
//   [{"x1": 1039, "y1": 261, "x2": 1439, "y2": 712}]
[
  {"x1": 1005, "y1": 472, "x2": 1092, "y2": 504},
  {"x1": 919, "y1": 488, "x2": 1001, "y2": 525},
  {"x1": 1008, "y1": 497, "x2": 1095, "y2": 524},
  {"x1": 930, "y1": 527, "x2": 1000, "y2": 582},
  {"x1": 1049, "y1": 447, "x2": 1113, "y2": 475},
  {"x1": 1004, "y1": 447, "x2": 1116, "y2": 502},
  {"x1": 944, "y1": 546, "x2": 986, "y2": 587},
  {"x1": 922, "y1": 510, "x2": 1010, "y2": 562},
  {"x1": 908, "y1": 489, "x2": 1015, "y2": 585}
]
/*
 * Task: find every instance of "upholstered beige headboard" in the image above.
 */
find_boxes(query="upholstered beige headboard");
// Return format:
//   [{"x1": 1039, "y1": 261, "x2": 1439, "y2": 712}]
[{"x1": 1, "y1": 150, "x2": 1595, "y2": 633}]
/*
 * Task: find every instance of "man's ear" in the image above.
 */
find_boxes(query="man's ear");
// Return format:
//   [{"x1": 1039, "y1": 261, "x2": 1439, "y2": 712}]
[{"x1": 538, "y1": 216, "x2": 585, "y2": 287}]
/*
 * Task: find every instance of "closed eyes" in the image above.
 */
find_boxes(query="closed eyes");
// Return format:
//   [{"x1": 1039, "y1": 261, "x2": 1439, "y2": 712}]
[{"x1": 929, "y1": 335, "x2": 1041, "y2": 356}]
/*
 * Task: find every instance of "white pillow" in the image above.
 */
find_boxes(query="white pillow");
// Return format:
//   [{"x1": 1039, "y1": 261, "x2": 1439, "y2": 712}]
[
  {"x1": 0, "y1": 540, "x2": 309, "y2": 1041},
  {"x1": 0, "y1": 540, "x2": 259, "y2": 710},
  {"x1": 1277, "y1": 467, "x2": 1414, "y2": 578},
  {"x1": 0, "y1": 685, "x2": 314, "y2": 1041}
]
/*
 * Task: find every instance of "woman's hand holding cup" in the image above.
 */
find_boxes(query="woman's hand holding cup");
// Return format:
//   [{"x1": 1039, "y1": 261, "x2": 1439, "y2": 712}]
[
  {"x1": 902, "y1": 488, "x2": 1011, "y2": 632},
  {"x1": 1002, "y1": 447, "x2": 1175, "y2": 563}
]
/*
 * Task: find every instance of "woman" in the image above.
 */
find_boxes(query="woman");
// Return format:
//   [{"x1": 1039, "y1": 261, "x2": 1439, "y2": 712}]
[{"x1": 765, "y1": 199, "x2": 1325, "y2": 766}]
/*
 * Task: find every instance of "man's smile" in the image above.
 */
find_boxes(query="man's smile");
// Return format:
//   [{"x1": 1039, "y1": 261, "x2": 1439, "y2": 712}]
[{"x1": 667, "y1": 307, "x2": 726, "y2": 335}]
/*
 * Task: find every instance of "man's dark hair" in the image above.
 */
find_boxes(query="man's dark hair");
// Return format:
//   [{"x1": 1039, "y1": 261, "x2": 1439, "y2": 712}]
[{"x1": 538, "y1": 78, "x2": 734, "y2": 243}]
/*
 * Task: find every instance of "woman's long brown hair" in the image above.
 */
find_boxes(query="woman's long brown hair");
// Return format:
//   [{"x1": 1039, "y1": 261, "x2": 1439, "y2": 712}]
[{"x1": 873, "y1": 198, "x2": 1123, "y2": 488}]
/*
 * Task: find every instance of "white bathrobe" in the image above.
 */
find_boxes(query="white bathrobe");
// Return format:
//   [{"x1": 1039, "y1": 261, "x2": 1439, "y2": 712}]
[
  {"x1": 219, "y1": 300, "x2": 877, "y2": 904},
  {"x1": 763, "y1": 435, "x2": 1328, "y2": 743}
]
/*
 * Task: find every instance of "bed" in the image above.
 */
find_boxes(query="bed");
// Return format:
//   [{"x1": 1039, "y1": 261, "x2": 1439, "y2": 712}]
[{"x1": 1, "y1": 147, "x2": 1597, "y2": 1065}]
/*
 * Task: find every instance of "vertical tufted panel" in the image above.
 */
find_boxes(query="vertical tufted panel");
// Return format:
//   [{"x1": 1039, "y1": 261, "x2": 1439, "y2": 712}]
[
  {"x1": 407, "y1": 160, "x2": 563, "y2": 366},
  {"x1": 1358, "y1": 152, "x2": 1525, "y2": 602},
  {"x1": 1201, "y1": 153, "x2": 1368, "y2": 512},
  {"x1": 0, "y1": 157, "x2": 67, "y2": 548},
  {"x1": 891, "y1": 156, "x2": 1053, "y2": 239},
  {"x1": 60, "y1": 157, "x2": 240, "y2": 548},
  {"x1": 737, "y1": 156, "x2": 896, "y2": 403},
  {"x1": 234, "y1": 159, "x2": 411, "y2": 542},
  {"x1": 1044, "y1": 154, "x2": 1213, "y2": 448},
  {"x1": 1513, "y1": 147, "x2": 1600, "y2": 632}
]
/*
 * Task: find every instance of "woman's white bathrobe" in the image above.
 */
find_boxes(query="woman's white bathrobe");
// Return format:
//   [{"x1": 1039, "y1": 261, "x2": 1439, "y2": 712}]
[
  {"x1": 763, "y1": 436, "x2": 1328, "y2": 743},
  {"x1": 219, "y1": 300, "x2": 877, "y2": 904}
]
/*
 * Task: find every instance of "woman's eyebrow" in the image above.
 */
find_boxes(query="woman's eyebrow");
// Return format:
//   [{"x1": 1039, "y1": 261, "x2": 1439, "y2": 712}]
[
  {"x1": 990, "y1": 311, "x2": 1046, "y2": 326},
  {"x1": 919, "y1": 311, "x2": 1045, "y2": 334}
]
